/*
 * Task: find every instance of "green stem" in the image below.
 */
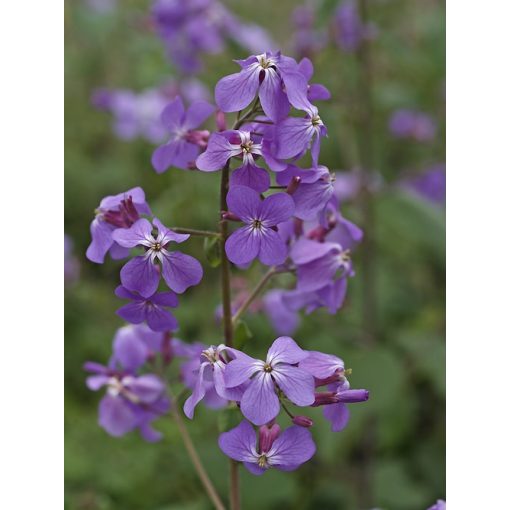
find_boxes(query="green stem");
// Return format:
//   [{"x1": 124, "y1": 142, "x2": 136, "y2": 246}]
[
  {"x1": 171, "y1": 227, "x2": 220, "y2": 238},
  {"x1": 168, "y1": 388, "x2": 226, "y2": 510},
  {"x1": 232, "y1": 266, "x2": 279, "y2": 325}
]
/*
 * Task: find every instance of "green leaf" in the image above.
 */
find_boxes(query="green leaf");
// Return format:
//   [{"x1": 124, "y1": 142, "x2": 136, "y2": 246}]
[
  {"x1": 217, "y1": 404, "x2": 242, "y2": 433},
  {"x1": 233, "y1": 320, "x2": 252, "y2": 350},
  {"x1": 203, "y1": 236, "x2": 221, "y2": 268}
]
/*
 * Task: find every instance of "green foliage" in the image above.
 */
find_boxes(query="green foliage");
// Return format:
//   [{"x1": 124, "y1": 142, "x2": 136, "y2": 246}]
[{"x1": 65, "y1": 0, "x2": 445, "y2": 508}]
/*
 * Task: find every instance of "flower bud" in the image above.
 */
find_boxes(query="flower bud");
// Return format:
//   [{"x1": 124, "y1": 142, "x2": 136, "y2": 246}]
[
  {"x1": 185, "y1": 129, "x2": 210, "y2": 148},
  {"x1": 286, "y1": 176, "x2": 301, "y2": 195},
  {"x1": 221, "y1": 211, "x2": 242, "y2": 222},
  {"x1": 216, "y1": 110, "x2": 227, "y2": 131},
  {"x1": 337, "y1": 389, "x2": 369, "y2": 403},
  {"x1": 292, "y1": 415, "x2": 314, "y2": 428},
  {"x1": 312, "y1": 391, "x2": 340, "y2": 407},
  {"x1": 259, "y1": 423, "x2": 281, "y2": 453}
]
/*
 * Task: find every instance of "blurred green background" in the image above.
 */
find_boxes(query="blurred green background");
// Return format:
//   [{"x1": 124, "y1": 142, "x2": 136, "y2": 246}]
[{"x1": 65, "y1": 0, "x2": 445, "y2": 509}]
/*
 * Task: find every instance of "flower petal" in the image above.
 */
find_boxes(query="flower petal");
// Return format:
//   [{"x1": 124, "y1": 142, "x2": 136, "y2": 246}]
[
  {"x1": 153, "y1": 217, "x2": 190, "y2": 244},
  {"x1": 259, "y1": 228, "x2": 288, "y2": 266},
  {"x1": 271, "y1": 365, "x2": 315, "y2": 407},
  {"x1": 225, "y1": 225, "x2": 260, "y2": 266},
  {"x1": 231, "y1": 162, "x2": 270, "y2": 193},
  {"x1": 98, "y1": 395, "x2": 137, "y2": 437},
  {"x1": 120, "y1": 256, "x2": 160, "y2": 298},
  {"x1": 116, "y1": 302, "x2": 147, "y2": 325},
  {"x1": 196, "y1": 133, "x2": 238, "y2": 172},
  {"x1": 218, "y1": 420, "x2": 259, "y2": 463},
  {"x1": 146, "y1": 305, "x2": 179, "y2": 332},
  {"x1": 267, "y1": 336, "x2": 308, "y2": 365},
  {"x1": 150, "y1": 291, "x2": 179, "y2": 307},
  {"x1": 259, "y1": 68, "x2": 290, "y2": 122},
  {"x1": 126, "y1": 374, "x2": 165, "y2": 404},
  {"x1": 160, "y1": 96, "x2": 185, "y2": 131},
  {"x1": 86, "y1": 218, "x2": 114, "y2": 264},
  {"x1": 274, "y1": 117, "x2": 314, "y2": 160},
  {"x1": 183, "y1": 363, "x2": 208, "y2": 419},
  {"x1": 267, "y1": 426, "x2": 316, "y2": 469},
  {"x1": 183, "y1": 100, "x2": 215, "y2": 130},
  {"x1": 240, "y1": 372, "x2": 280, "y2": 426},
  {"x1": 112, "y1": 325, "x2": 148, "y2": 371},
  {"x1": 323, "y1": 402, "x2": 350, "y2": 432},
  {"x1": 226, "y1": 185, "x2": 261, "y2": 222},
  {"x1": 299, "y1": 351, "x2": 344, "y2": 378},
  {"x1": 224, "y1": 357, "x2": 261, "y2": 388},
  {"x1": 161, "y1": 251, "x2": 203, "y2": 294},
  {"x1": 112, "y1": 218, "x2": 153, "y2": 248},
  {"x1": 215, "y1": 67, "x2": 260, "y2": 113},
  {"x1": 258, "y1": 192, "x2": 295, "y2": 225}
]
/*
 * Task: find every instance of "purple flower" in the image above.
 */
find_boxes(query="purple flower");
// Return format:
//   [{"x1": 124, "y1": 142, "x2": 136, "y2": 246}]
[
  {"x1": 115, "y1": 285, "x2": 179, "y2": 332},
  {"x1": 196, "y1": 130, "x2": 270, "y2": 192},
  {"x1": 263, "y1": 290, "x2": 301, "y2": 336},
  {"x1": 314, "y1": 378, "x2": 369, "y2": 432},
  {"x1": 291, "y1": 238, "x2": 352, "y2": 293},
  {"x1": 334, "y1": 0, "x2": 375, "y2": 53},
  {"x1": 400, "y1": 163, "x2": 446, "y2": 205},
  {"x1": 112, "y1": 217, "x2": 203, "y2": 297},
  {"x1": 84, "y1": 326, "x2": 169, "y2": 441},
  {"x1": 224, "y1": 185, "x2": 295, "y2": 266},
  {"x1": 297, "y1": 58, "x2": 331, "y2": 102},
  {"x1": 292, "y1": 7, "x2": 327, "y2": 59},
  {"x1": 183, "y1": 344, "x2": 247, "y2": 418},
  {"x1": 92, "y1": 88, "x2": 169, "y2": 143},
  {"x1": 218, "y1": 420, "x2": 316, "y2": 475},
  {"x1": 299, "y1": 351, "x2": 345, "y2": 380},
  {"x1": 273, "y1": 104, "x2": 327, "y2": 166},
  {"x1": 86, "y1": 187, "x2": 151, "y2": 264},
  {"x1": 224, "y1": 336, "x2": 315, "y2": 425},
  {"x1": 215, "y1": 52, "x2": 312, "y2": 122},
  {"x1": 388, "y1": 109, "x2": 437, "y2": 142},
  {"x1": 276, "y1": 165, "x2": 334, "y2": 220},
  {"x1": 152, "y1": 96, "x2": 215, "y2": 173},
  {"x1": 427, "y1": 500, "x2": 446, "y2": 510}
]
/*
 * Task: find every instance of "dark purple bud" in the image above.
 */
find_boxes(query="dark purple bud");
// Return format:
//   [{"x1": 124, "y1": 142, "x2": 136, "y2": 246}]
[
  {"x1": 292, "y1": 415, "x2": 314, "y2": 428},
  {"x1": 286, "y1": 176, "x2": 301, "y2": 195},
  {"x1": 216, "y1": 111, "x2": 227, "y2": 132},
  {"x1": 337, "y1": 389, "x2": 370, "y2": 403},
  {"x1": 259, "y1": 423, "x2": 281, "y2": 453},
  {"x1": 293, "y1": 218, "x2": 304, "y2": 237},
  {"x1": 185, "y1": 129, "x2": 210, "y2": 148},
  {"x1": 221, "y1": 211, "x2": 242, "y2": 222},
  {"x1": 312, "y1": 391, "x2": 340, "y2": 407},
  {"x1": 314, "y1": 371, "x2": 343, "y2": 387}
]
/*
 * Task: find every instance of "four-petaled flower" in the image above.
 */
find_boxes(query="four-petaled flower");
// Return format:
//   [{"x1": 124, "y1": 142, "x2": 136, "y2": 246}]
[
  {"x1": 196, "y1": 130, "x2": 270, "y2": 192},
  {"x1": 86, "y1": 187, "x2": 151, "y2": 264},
  {"x1": 219, "y1": 420, "x2": 316, "y2": 475},
  {"x1": 152, "y1": 96, "x2": 215, "y2": 173},
  {"x1": 115, "y1": 285, "x2": 179, "y2": 332},
  {"x1": 274, "y1": 104, "x2": 327, "y2": 166},
  {"x1": 225, "y1": 185, "x2": 295, "y2": 266},
  {"x1": 183, "y1": 344, "x2": 246, "y2": 419},
  {"x1": 215, "y1": 51, "x2": 312, "y2": 122},
  {"x1": 224, "y1": 336, "x2": 315, "y2": 425},
  {"x1": 112, "y1": 217, "x2": 203, "y2": 297}
]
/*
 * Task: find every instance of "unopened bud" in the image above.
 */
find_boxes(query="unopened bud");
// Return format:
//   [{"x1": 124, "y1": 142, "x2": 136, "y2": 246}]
[
  {"x1": 286, "y1": 176, "x2": 301, "y2": 195},
  {"x1": 312, "y1": 391, "x2": 340, "y2": 407},
  {"x1": 216, "y1": 110, "x2": 227, "y2": 131},
  {"x1": 292, "y1": 415, "x2": 314, "y2": 428},
  {"x1": 259, "y1": 423, "x2": 281, "y2": 453},
  {"x1": 185, "y1": 129, "x2": 210, "y2": 148},
  {"x1": 337, "y1": 389, "x2": 369, "y2": 403},
  {"x1": 221, "y1": 211, "x2": 241, "y2": 222}
]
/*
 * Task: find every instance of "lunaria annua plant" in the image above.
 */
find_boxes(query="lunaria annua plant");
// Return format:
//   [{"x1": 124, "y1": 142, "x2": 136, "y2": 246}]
[{"x1": 84, "y1": 50, "x2": 369, "y2": 509}]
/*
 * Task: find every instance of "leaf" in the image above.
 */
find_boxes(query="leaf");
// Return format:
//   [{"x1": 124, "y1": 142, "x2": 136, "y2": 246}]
[
  {"x1": 233, "y1": 320, "x2": 253, "y2": 350},
  {"x1": 203, "y1": 236, "x2": 221, "y2": 268}
]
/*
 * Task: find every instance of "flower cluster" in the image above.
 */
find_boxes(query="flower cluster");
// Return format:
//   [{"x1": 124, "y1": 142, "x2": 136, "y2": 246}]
[
  {"x1": 183, "y1": 336, "x2": 368, "y2": 474},
  {"x1": 151, "y1": 0, "x2": 274, "y2": 73},
  {"x1": 84, "y1": 49, "x2": 369, "y2": 479},
  {"x1": 388, "y1": 108, "x2": 437, "y2": 142},
  {"x1": 84, "y1": 325, "x2": 171, "y2": 441}
]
